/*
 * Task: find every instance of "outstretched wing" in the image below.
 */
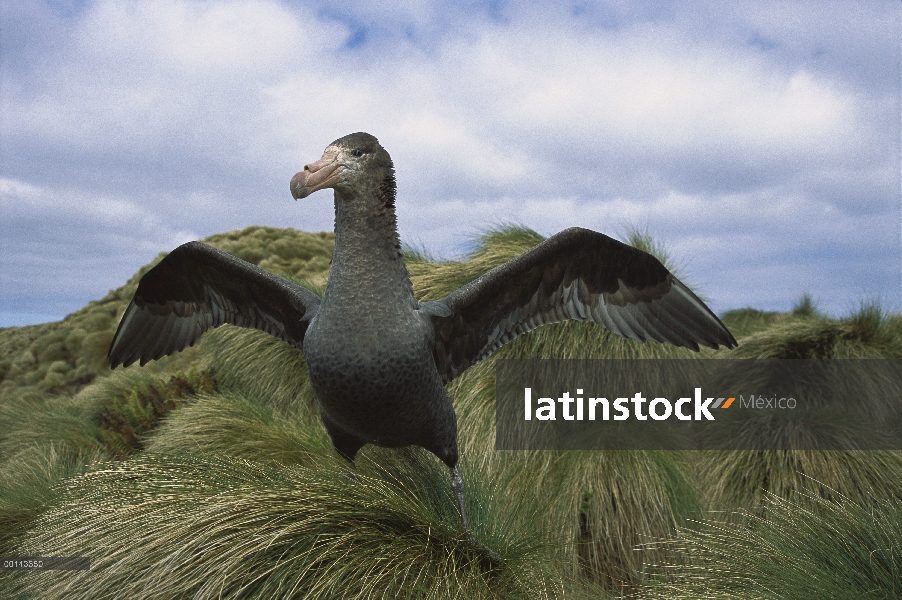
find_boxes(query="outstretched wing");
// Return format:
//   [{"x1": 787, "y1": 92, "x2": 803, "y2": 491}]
[
  {"x1": 426, "y1": 227, "x2": 736, "y2": 382},
  {"x1": 108, "y1": 241, "x2": 321, "y2": 368}
]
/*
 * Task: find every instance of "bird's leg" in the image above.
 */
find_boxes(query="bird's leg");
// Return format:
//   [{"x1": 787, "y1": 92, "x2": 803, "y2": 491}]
[
  {"x1": 450, "y1": 467, "x2": 500, "y2": 561},
  {"x1": 450, "y1": 466, "x2": 467, "y2": 528},
  {"x1": 344, "y1": 459, "x2": 358, "y2": 482}
]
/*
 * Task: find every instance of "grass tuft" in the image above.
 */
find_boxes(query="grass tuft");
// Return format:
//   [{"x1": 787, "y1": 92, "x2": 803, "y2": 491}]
[
  {"x1": 200, "y1": 327, "x2": 319, "y2": 417},
  {"x1": 695, "y1": 449, "x2": 902, "y2": 512},
  {"x1": 791, "y1": 293, "x2": 819, "y2": 317},
  {"x1": 644, "y1": 485, "x2": 902, "y2": 599},
  {"x1": 95, "y1": 368, "x2": 216, "y2": 456},
  {"x1": 4, "y1": 452, "x2": 563, "y2": 600},
  {"x1": 728, "y1": 303, "x2": 902, "y2": 359},
  {"x1": 625, "y1": 227, "x2": 677, "y2": 274},
  {"x1": 144, "y1": 391, "x2": 333, "y2": 464},
  {"x1": 0, "y1": 442, "x2": 106, "y2": 553}
]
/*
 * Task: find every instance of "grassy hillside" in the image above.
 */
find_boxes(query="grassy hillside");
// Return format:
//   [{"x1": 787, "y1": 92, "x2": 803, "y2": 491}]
[
  {"x1": 0, "y1": 225, "x2": 900, "y2": 599},
  {"x1": 0, "y1": 226, "x2": 334, "y2": 405}
]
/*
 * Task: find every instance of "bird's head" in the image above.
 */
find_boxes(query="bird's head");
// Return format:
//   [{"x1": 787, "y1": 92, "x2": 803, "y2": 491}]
[{"x1": 290, "y1": 132, "x2": 394, "y2": 202}]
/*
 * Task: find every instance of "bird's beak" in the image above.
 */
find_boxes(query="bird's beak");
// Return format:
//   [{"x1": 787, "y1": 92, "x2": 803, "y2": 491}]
[{"x1": 290, "y1": 151, "x2": 343, "y2": 200}]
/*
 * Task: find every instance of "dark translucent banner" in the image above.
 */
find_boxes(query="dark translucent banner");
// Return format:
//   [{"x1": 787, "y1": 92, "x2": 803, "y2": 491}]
[{"x1": 495, "y1": 359, "x2": 902, "y2": 450}]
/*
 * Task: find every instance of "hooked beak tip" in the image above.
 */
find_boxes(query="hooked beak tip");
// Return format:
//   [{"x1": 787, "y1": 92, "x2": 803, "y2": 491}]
[
  {"x1": 290, "y1": 153, "x2": 340, "y2": 201},
  {"x1": 290, "y1": 172, "x2": 311, "y2": 200}
]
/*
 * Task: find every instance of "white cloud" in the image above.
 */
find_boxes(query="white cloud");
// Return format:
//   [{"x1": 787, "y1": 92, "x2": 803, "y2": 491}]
[
  {"x1": 1, "y1": 176, "x2": 155, "y2": 229},
  {"x1": 0, "y1": 0, "x2": 898, "y2": 324},
  {"x1": 6, "y1": 0, "x2": 874, "y2": 190},
  {"x1": 0, "y1": 176, "x2": 199, "y2": 317}
]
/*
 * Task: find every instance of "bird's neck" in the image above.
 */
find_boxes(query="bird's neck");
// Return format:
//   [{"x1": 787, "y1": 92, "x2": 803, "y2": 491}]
[{"x1": 325, "y1": 182, "x2": 416, "y2": 309}]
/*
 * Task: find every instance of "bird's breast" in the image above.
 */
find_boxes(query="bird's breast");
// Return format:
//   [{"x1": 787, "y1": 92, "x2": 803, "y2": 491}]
[{"x1": 302, "y1": 309, "x2": 446, "y2": 439}]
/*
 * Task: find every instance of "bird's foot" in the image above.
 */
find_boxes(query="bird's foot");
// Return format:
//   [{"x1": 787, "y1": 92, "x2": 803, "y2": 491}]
[{"x1": 465, "y1": 531, "x2": 501, "y2": 564}]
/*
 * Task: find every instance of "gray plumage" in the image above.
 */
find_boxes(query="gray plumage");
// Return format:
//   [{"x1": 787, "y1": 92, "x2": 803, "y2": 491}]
[{"x1": 108, "y1": 132, "x2": 737, "y2": 526}]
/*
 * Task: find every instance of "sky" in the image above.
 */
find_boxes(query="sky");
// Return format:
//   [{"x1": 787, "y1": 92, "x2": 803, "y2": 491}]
[{"x1": 1, "y1": 0, "x2": 899, "y2": 327}]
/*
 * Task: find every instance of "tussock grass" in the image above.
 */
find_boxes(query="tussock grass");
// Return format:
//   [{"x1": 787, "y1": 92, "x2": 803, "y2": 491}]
[
  {"x1": 0, "y1": 442, "x2": 106, "y2": 553},
  {"x1": 0, "y1": 366, "x2": 217, "y2": 462},
  {"x1": 696, "y1": 450, "x2": 902, "y2": 512},
  {"x1": 407, "y1": 226, "x2": 545, "y2": 302},
  {"x1": 729, "y1": 302, "x2": 902, "y2": 359},
  {"x1": 2, "y1": 224, "x2": 901, "y2": 597},
  {"x1": 0, "y1": 366, "x2": 218, "y2": 551},
  {"x1": 644, "y1": 486, "x2": 902, "y2": 599},
  {"x1": 200, "y1": 326, "x2": 319, "y2": 417},
  {"x1": 697, "y1": 303, "x2": 902, "y2": 515},
  {"x1": 4, "y1": 452, "x2": 560, "y2": 600},
  {"x1": 721, "y1": 307, "x2": 783, "y2": 339},
  {"x1": 95, "y1": 368, "x2": 217, "y2": 456},
  {"x1": 0, "y1": 394, "x2": 105, "y2": 460},
  {"x1": 543, "y1": 450, "x2": 700, "y2": 592},
  {"x1": 0, "y1": 365, "x2": 223, "y2": 555},
  {"x1": 145, "y1": 392, "x2": 333, "y2": 464},
  {"x1": 625, "y1": 228, "x2": 679, "y2": 275},
  {"x1": 203, "y1": 226, "x2": 333, "y2": 284},
  {"x1": 791, "y1": 292, "x2": 821, "y2": 318}
]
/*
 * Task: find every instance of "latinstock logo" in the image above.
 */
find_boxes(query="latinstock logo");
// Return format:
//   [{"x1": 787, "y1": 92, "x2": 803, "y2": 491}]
[
  {"x1": 523, "y1": 388, "x2": 738, "y2": 421},
  {"x1": 496, "y1": 358, "x2": 901, "y2": 451}
]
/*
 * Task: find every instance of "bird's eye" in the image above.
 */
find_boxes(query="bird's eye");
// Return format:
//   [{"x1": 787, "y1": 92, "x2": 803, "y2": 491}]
[{"x1": 351, "y1": 148, "x2": 364, "y2": 158}]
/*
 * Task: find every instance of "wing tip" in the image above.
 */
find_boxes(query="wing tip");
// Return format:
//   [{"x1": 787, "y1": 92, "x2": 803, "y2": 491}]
[{"x1": 698, "y1": 329, "x2": 738, "y2": 352}]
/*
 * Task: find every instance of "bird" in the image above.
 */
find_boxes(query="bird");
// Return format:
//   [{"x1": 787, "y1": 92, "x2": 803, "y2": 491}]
[{"x1": 108, "y1": 132, "x2": 737, "y2": 527}]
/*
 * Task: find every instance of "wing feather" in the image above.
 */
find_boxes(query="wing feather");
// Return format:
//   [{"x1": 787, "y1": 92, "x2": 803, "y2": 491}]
[
  {"x1": 108, "y1": 241, "x2": 321, "y2": 368},
  {"x1": 428, "y1": 227, "x2": 736, "y2": 382}
]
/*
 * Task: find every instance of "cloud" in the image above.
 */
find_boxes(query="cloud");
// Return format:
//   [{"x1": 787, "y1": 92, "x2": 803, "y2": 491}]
[
  {"x1": 0, "y1": 0, "x2": 898, "y2": 325},
  {"x1": 0, "y1": 176, "x2": 196, "y2": 316}
]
